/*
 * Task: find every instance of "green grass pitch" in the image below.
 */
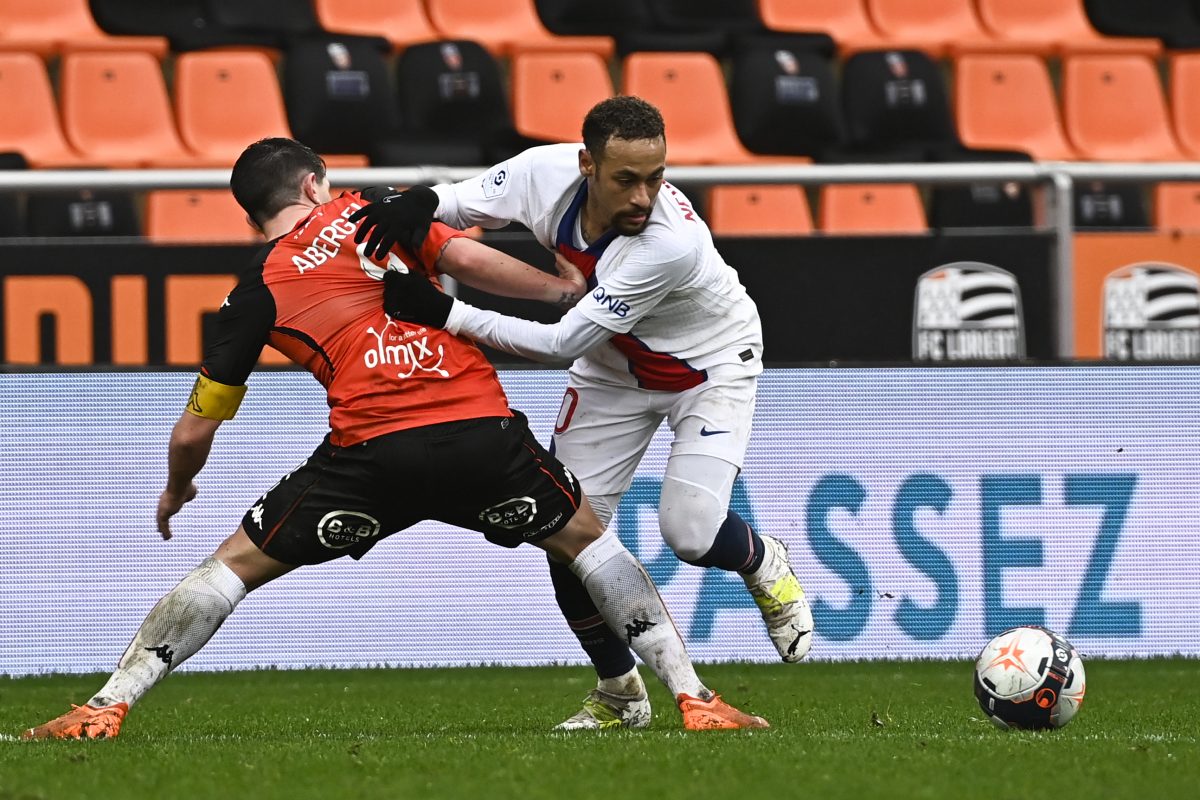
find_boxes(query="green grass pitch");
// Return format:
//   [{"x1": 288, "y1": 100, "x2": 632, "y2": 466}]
[{"x1": 2, "y1": 659, "x2": 1197, "y2": 800}]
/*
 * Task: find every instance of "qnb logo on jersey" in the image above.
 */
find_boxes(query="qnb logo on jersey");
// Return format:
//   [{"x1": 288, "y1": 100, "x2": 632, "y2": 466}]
[
  {"x1": 913, "y1": 262, "x2": 1025, "y2": 361},
  {"x1": 591, "y1": 286, "x2": 630, "y2": 318},
  {"x1": 479, "y1": 497, "x2": 538, "y2": 531},
  {"x1": 1103, "y1": 263, "x2": 1200, "y2": 360},
  {"x1": 292, "y1": 203, "x2": 363, "y2": 273},
  {"x1": 317, "y1": 510, "x2": 381, "y2": 550},
  {"x1": 363, "y1": 315, "x2": 449, "y2": 378}
]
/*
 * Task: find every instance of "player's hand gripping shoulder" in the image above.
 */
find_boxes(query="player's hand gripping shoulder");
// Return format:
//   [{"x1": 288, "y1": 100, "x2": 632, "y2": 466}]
[
  {"x1": 384, "y1": 268, "x2": 454, "y2": 328},
  {"x1": 349, "y1": 185, "x2": 439, "y2": 259}
]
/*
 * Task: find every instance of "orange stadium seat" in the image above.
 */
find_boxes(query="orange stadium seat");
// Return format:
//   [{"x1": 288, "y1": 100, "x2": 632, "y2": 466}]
[
  {"x1": 955, "y1": 54, "x2": 1079, "y2": 160},
  {"x1": 757, "y1": 0, "x2": 890, "y2": 54},
  {"x1": 707, "y1": 185, "x2": 813, "y2": 236},
  {"x1": 1062, "y1": 55, "x2": 1186, "y2": 161},
  {"x1": 864, "y1": 0, "x2": 1000, "y2": 57},
  {"x1": 145, "y1": 190, "x2": 260, "y2": 243},
  {"x1": 313, "y1": 0, "x2": 439, "y2": 51},
  {"x1": 1170, "y1": 53, "x2": 1200, "y2": 159},
  {"x1": 622, "y1": 52, "x2": 803, "y2": 165},
  {"x1": 175, "y1": 51, "x2": 292, "y2": 165},
  {"x1": 0, "y1": 52, "x2": 92, "y2": 167},
  {"x1": 60, "y1": 52, "x2": 205, "y2": 168},
  {"x1": 974, "y1": 0, "x2": 1161, "y2": 56},
  {"x1": 510, "y1": 51, "x2": 614, "y2": 142},
  {"x1": 0, "y1": 0, "x2": 167, "y2": 56},
  {"x1": 818, "y1": 184, "x2": 927, "y2": 234},
  {"x1": 1155, "y1": 183, "x2": 1200, "y2": 231},
  {"x1": 425, "y1": 0, "x2": 613, "y2": 57}
]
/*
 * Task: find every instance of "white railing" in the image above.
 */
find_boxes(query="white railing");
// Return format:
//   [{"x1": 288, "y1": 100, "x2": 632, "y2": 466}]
[{"x1": 3, "y1": 162, "x2": 1200, "y2": 357}]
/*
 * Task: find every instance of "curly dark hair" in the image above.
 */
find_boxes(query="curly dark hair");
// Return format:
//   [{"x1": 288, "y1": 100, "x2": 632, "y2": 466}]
[
  {"x1": 582, "y1": 96, "x2": 665, "y2": 160},
  {"x1": 231, "y1": 137, "x2": 326, "y2": 227}
]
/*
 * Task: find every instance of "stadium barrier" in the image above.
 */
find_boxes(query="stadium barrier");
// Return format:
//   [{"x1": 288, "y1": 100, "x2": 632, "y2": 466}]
[{"x1": 1, "y1": 367, "x2": 1194, "y2": 675}]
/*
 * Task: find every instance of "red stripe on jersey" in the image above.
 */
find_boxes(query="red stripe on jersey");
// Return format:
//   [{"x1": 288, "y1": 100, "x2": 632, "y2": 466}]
[{"x1": 610, "y1": 333, "x2": 707, "y2": 392}]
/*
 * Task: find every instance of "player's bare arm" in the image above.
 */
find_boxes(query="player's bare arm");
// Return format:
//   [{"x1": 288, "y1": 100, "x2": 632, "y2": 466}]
[{"x1": 435, "y1": 237, "x2": 586, "y2": 309}]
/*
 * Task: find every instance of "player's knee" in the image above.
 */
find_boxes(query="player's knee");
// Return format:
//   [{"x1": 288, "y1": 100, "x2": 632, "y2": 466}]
[{"x1": 658, "y1": 498, "x2": 721, "y2": 564}]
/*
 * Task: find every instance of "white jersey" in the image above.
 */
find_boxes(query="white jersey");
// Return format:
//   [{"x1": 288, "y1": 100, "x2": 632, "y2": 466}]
[{"x1": 433, "y1": 143, "x2": 764, "y2": 390}]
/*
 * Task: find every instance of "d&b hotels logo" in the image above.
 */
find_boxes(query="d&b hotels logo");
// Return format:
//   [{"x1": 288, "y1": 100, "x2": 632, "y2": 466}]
[
  {"x1": 1103, "y1": 263, "x2": 1200, "y2": 361},
  {"x1": 913, "y1": 262, "x2": 1025, "y2": 361}
]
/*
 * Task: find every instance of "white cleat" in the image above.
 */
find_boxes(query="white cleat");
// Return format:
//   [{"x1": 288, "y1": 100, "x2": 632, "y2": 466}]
[
  {"x1": 744, "y1": 535, "x2": 814, "y2": 663},
  {"x1": 555, "y1": 689, "x2": 652, "y2": 730}
]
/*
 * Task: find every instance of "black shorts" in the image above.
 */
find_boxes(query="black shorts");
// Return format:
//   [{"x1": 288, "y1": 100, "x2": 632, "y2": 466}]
[{"x1": 241, "y1": 411, "x2": 582, "y2": 565}]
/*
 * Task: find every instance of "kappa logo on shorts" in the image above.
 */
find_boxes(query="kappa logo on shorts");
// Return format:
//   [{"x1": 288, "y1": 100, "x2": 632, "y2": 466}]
[
  {"x1": 317, "y1": 510, "x2": 382, "y2": 550},
  {"x1": 479, "y1": 497, "x2": 538, "y2": 530}
]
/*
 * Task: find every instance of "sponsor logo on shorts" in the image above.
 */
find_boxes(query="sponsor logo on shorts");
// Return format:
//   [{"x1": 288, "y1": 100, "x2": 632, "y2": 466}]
[
  {"x1": 317, "y1": 510, "x2": 382, "y2": 550},
  {"x1": 913, "y1": 262, "x2": 1025, "y2": 361},
  {"x1": 535, "y1": 510, "x2": 565, "y2": 535},
  {"x1": 479, "y1": 497, "x2": 537, "y2": 530},
  {"x1": 1103, "y1": 263, "x2": 1200, "y2": 360}
]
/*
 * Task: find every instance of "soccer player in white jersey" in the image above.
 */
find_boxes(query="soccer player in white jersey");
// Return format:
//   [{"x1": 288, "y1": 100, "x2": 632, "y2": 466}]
[{"x1": 381, "y1": 96, "x2": 814, "y2": 730}]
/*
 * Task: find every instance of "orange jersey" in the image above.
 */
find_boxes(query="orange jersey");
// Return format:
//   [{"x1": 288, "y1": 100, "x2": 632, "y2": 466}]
[{"x1": 200, "y1": 189, "x2": 511, "y2": 445}]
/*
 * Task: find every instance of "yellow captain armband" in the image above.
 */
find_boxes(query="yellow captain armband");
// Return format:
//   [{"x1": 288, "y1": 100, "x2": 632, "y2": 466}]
[{"x1": 185, "y1": 375, "x2": 247, "y2": 420}]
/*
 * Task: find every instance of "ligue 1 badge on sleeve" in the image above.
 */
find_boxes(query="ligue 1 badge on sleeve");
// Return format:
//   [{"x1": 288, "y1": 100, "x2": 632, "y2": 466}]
[{"x1": 912, "y1": 262, "x2": 1025, "y2": 362}]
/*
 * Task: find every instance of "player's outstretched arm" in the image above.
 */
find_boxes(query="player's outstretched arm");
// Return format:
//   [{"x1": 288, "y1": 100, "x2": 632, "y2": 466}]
[
  {"x1": 436, "y1": 237, "x2": 585, "y2": 309},
  {"x1": 158, "y1": 411, "x2": 221, "y2": 539}
]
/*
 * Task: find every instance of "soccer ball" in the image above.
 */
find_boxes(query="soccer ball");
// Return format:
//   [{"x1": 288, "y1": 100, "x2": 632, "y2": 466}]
[{"x1": 973, "y1": 626, "x2": 1086, "y2": 730}]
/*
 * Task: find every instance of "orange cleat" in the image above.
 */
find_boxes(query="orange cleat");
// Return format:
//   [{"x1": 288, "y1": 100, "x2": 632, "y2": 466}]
[
  {"x1": 22, "y1": 703, "x2": 129, "y2": 740},
  {"x1": 677, "y1": 693, "x2": 770, "y2": 730}
]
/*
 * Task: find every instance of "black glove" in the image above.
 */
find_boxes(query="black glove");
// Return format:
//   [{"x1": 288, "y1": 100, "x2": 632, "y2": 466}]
[
  {"x1": 383, "y1": 268, "x2": 454, "y2": 329},
  {"x1": 348, "y1": 184, "x2": 439, "y2": 260}
]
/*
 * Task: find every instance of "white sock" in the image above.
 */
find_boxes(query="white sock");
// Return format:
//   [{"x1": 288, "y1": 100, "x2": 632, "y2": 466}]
[
  {"x1": 569, "y1": 532, "x2": 708, "y2": 700},
  {"x1": 89, "y1": 557, "x2": 246, "y2": 708},
  {"x1": 597, "y1": 666, "x2": 646, "y2": 699}
]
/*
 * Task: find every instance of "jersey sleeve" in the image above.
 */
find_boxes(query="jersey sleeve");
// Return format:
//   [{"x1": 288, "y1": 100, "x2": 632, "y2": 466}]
[
  {"x1": 433, "y1": 148, "x2": 539, "y2": 230},
  {"x1": 574, "y1": 238, "x2": 694, "y2": 335},
  {"x1": 415, "y1": 221, "x2": 468, "y2": 272},
  {"x1": 198, "y1": 259, "x2": 276, "y2": 388}
]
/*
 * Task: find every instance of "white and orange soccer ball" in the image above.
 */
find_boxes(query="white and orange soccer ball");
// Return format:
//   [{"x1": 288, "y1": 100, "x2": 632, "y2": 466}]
[{"x1": 973, "y1": 626, "x2": 1087, "y2": 730}]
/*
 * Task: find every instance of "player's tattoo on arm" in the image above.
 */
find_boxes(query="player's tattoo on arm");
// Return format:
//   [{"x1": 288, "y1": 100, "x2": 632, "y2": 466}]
[{"x1": 556, "y1": 288, "x2": 581, "y2": 308}]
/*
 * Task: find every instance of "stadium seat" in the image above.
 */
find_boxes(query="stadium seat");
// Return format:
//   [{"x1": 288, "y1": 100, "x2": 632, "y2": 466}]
[
  {"x1": 1084, "y1": 0, "x2": 1200, "y2": 50},
  {"x1": 1155, "y1": 183, "x2": 1200, "y2": 231},
  {"x1": 707, "y1": 185, "x2": 813, "y2": 236},
  {"x1": 207, "y1": 0, "x2": 321, "y2": 39},
  {"x1": 839, "y1": 49, "x2": 958, "y2": 161},
  {"x1": 0, "y1": 52, "x2": 90, "y2": 167},
  {"x1": 1062, "y1": 55, "x2": 1186, "y2": 160},
  {"x1": 974, "y1": 0, "x2": 1160, "y2": 56},
  {"x1": 622, "y1": 51, "x2": 803, "y2": 165},
  {"x1": 757, "y1": 0, "x2": 891, "y2": 53},
  {"x1": 145, "y1": 190, "x2": 260, "y2": 243},
  {"x1": 27, "y1": 190, "x2": 140, "y2": 237},
  {"x1": 283, "y1": 38, "x2": 397, "y2": 160},
  {"x1": 175, "y1": 51, "x2": 292, "y2": 165},
  {"x1": 1170, "y1": 53, "x2": 1200, "y2": 159},
  {"x1": 376, "y1": 40, "x2": 522, "y2": 166},
  {"x1": 313, "y1": 0, "x2": 439, "y2": 50},
  {"x1": 954, "y1": 54, "x2": 1079, "y2": 160},
  {"x1": 863, "y1": 0, "x2": 1000, "y2": 57},
  {"x1": 0, "y1": 0, "x2": 167, "y2": 56},
  {"x1": 60, "y1": 52, "x2": 205, "y2": 168},
  {"x1": 818, "y1": 184, "x2": 926, "y2": 234},
  {"x1": 642, "y1": 0, "x2": 764, "y2": 34},
  {"x1": 1075, "y1": 180, "x2": 1150, "y2": 228},
  {"x1": 426, "y1": 0, "x2": 614, "y2": 57},
  {"x1": 534, "y1": 0, "x2": 653, "y2": 37},
  {"x1": 88, "y1": 0, "x2": 281, "y2": 52},
  {"x1": 729, "y1": 38, "x2": 844, "y2": 159},
  {"x1": 510, "y1": 51, "x2": 614, "y2": 143}
]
